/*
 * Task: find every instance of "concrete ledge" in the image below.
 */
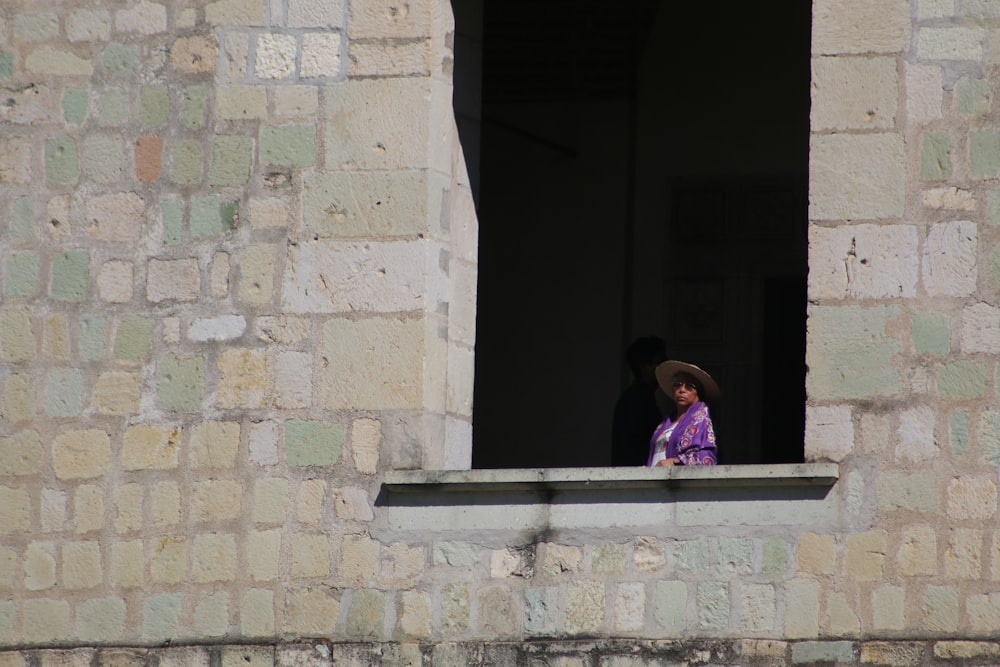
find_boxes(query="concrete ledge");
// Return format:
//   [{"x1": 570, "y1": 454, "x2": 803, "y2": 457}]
[
  {"x1": 375, "y1": 464, "x2": 840, "y2": 535},
  {"x1": 382, "y1": 463, "x2": 839, "y2": 492}
]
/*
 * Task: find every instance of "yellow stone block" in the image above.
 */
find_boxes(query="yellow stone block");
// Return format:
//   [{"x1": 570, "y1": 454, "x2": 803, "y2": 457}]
[
  {"x1": 74, "y1": 485, "x2": 104, "y2": 534},
  {"x1": 53, "y1": 429, "x2": 111, "y2": 480},
  {"x1": 150, "y1": 536, "x2": 187, "y2": 584},
  {"x1": 63, "y1": 540, "x2": 102, "y2": 589},
  {"x1": 190, "y1": 421, "x2": 240, "y2": 469},
  {"x1": 291, "y1": 533, "x2": 330, "y2": 578},
  {"x1": 122, "y1": 425, "x2": 179, "y2": 470},
  {"x1": 192, "y1": 533, "x2": 237, "y2": 582},
  {"x1": 191, "y1": 480, "x2": 243, "y2": 523},
  {"x1": 846, "y1": 530, "x2": 887, "y2": 581},
  {"x1": 796, "y1": 533, "x2": 837, "y2": 575}
]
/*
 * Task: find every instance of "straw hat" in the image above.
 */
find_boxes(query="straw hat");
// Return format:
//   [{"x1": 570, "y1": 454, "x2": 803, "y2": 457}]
[{"x1": 655, "y1": 360, "x2": 722, "y2": 403}]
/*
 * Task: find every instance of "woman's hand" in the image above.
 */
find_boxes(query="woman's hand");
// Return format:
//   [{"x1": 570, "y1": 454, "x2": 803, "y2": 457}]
[{"x1": 655, "y1": 458, "x2": 677, "y2": 467}]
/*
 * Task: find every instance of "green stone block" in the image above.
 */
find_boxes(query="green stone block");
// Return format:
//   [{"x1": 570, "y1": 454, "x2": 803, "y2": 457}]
[
  {"x1": 193, "y1": 592, "x2": 229, "y2": 637},
  {"x1": 50, "y1": 250, "x2": 89, "y2": 301},
  {"x1": 591, "y1": 543, "x2": 626, "y2": 574},
  {"x1": 951, "y1": 411, "x2": 969, "y2": 456},
  {"x1": 989, "y1": 191, "x2": 1000, "y2": 226},
  {"x1": 139, "y1": 86, "x2": 170, "y2": 128},
  {"x1": 718, "y1": 537, "x2": 753, "y2": 573},
  {"x1": 79, "y1": 316, "x2": 107, "y2": 361},
  {"x1": 792, "y1": 642, "x2": 855, "y2": 664},
  {"x1": 83, "y1": 135, "x2": 124, "y2": 183},
  {"x1": 98, "y1": 88, "x2": 129, "y2": 126},
  {"x1": 114, "y1": 315, "x2": 154, "y2": 362},
  {"x1": 0, "y1": 52, "x2": 14, "y2": 80},
  {"x1": 675, "y1": 538, "x2": 712, "y2": 571},
  {"x1": 346, "y1": 589, "x2": 384, "y2": 638},
  {"x1": 920, "y1": 132, "x2": 951, "y2": 180},
  {"x1": 970, "y1": 131, "x2": 1000, "y2": 178},
  {"x1": 103, "y1": 42, "x2": 140, "y2": 78},
  {"x1": 143, "y1": 593, "x2": 182, "y2": 640},
  {"x1": 4, "y1": 252, "x2": 39, "y2": 299},
  {"x1": 77, "y1": 597, "x2": 126, "y2": 642},
  {"x1": 170, "y1": 140, "x2": 203, "y2": 186},
  {"x1": 697, "y1": 582, "x2": 729, "y2": 630},
  {"x1": 956, "y1": 77, "x2": 990, "y2": 114},
  {"x1": 0, "y1": 308, "x2": 36, "y2": 362},
  {"x1": 9, "y1": 197, "x2": 34, "y2": 240},
  {"x1": 938, "y1": 360, "x2": 987, "y2": 399},
  {"x1": 157, "y1": 355, "x2": 204, "y2": 412},
  {"x1": 190, "y1": 195, "x2": 238, "y2": 238},
  {"x1": 911, "y1": 311, "x2": 950, "y2": 356},
  {"x1": 181, "y1": 86, "x2": 208, "y2": 130},
  {"x1": 761, "y1": 536, "x2": 788, "y2": 577},
  {"x1": 261, "y1": 125, "x2": 317, "y2": 168},
  {"x1": 654, "y1": 580, "x2": 687, "y2": 632},
  {"x1": 980, "y1": 410, "x2": 1000, "y2": 465},
  {"x1": 285, "y1": 419, "x2": 343, "y2": 467},
  {"x1": 62, "y1": 86, "x2": 89, "y2": 125},
  {"x1": 162, "y1": 199, "x2": 184, "y2": 245},
  {"x1": 807, "y1": 305, "x2": 901, "y2": 400},
  {"x1": 45, "y1": 368, "x2": 84, "y2": 417},
  {"x1": 208, "y1": 136, "x2": 254, "y2": 186},
  {"x1": 45, "y1": 136, "x2": 79, "y2": 185}
]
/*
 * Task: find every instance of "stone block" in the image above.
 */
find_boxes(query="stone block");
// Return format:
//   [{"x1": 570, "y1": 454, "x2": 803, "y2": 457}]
[
  {"x1": 76, "y1": 596, "x2": 127, "y2": 641},
  {"x1": 103, "y1": 42, "x2": 141, "y2": 78},
  {"x1": 922, "y1": 585, "x2": 959, "y2": 632},
  {"x1": 0, "y1": 138, "x2": 31, "y2": 185},
  {"x1": 591, "y1": 543, "x2": 627, "y2": 575},
  {"x1": 846, "y1": 531, "x2": 887, "y2": 581},
  {"x1": 3, "y1": 374, "x2": 35, "y2": 424},
  {"x1": 804, "y1": 405, "x2": 853, "y2": 462},
  {"x1": 923, "y1": 220, "x2": 976, "y2": 296},
  {"x1": 956, "y1": 77, "x2": 990, "y2": 114},
  {"x1": 194, "y1": 592, "x2": 229, "y2": 636},
  {"x1": 896, "y1": 406, "x2": 937, "y2": 462},
  {"x1": 813, "y1": 0, "x2": 909, "y2": 54},
  {"x1": 253, "y1": 478, "x2": 289, "y2": 525},
  {"x1": 143, "y1": 593, "x2": 182, "y2": 640},
  {"x1": 697, "y1": 581, "x2": 729, "y2": 630},
  {"x1": 217, "y1": 348, "x2": 267, "y2": 408},
  {"x1": 157, "y1": 355, "x2": 204, "y2": 411},
  {"x1": 922, "y1": 186, "x2": 976, "y2": 211},
  {"x1": 351, "y1": 418, "x2": 381, "y2": 474},
  {"x1": 325, "y1": 79, "x2": 430, "y2": 169},
  {"x1": 247, "y1": 529, "x2": 281, "y2": 582},
  {"x1": 302, "y1": 171, "x2": 428, "y2": 239},
  {"x1": 340, "y1": 535, "x2": 378, "y2": 583},
  {"x1": 135, "y1": 136, "x2": 164, "y2": 183},
  {"x1": 53, "y1": 429, "x2": 110, "y2": 479},
  {"x1": 74, "y1": 485, "x2": 104, "y2": 534},
  {"x1": 918, "y1": 26, "x2": 984, "y2": 60},
  {"x1": 192, "y1": 533, "x2": 237, "y2": 582},
  {"x1": 115, "y1": 1, "x2": 167, "y2": 33},
  {"x1": 967, "y1": 594, "x2": 1000, "y2": 632},
  {"x1": 159, "y1": 647, "x2": 212, "y2": 667},
  {"x1": 301, "y1": 33, "x2": 342, "y2": 78},
  {"x1": 23, "y1": 599, "x2": 70, "y2": 643},
  {"x1": 42, "y1": 316, "x2": 69, "y2": 360},
  {"x1": 206, "y1": 0, "x2": 266, "y2": 25},
  {"x1": 289, "y1": 0, "x2": 345, "y2": 28},
  {"x1": 333, "y1": 487, "x2": 374, "y2": 522},
  {"x1": 898, "y1": 526, "x2": 937, "y2": 576},
  {"x1": 110, "y1": 540, "x2": 143, "y2": 588},
  {"x1": 147, "y1": 258, "x2": 200, "y2": 302},
  {"x1": 806, "y1": 305, "x2": 901, "y2": 400},
  {"x1": 318, "y1": 316, "x2": 424, "y2": 410},
  {"x1": 51, "y1": 249, "x2": 89, "y2": 301},
  {"x1": 0, "y1": 307, "x2": 36, "y2": 362},
  {"x1": 25, "y1": 542, "x2": 56, "y2": 590},
  {"x1": 810, "y1": 134, "x2": 905, "y2": 220},
  {"x1": 613, "y1": 582, "x2": 645, "y2": 632},
  {"x1": 238, "y1": 244, "x2": 276, "y2": 305},
  {"x1": 396, "y1": 590, "x2": 432, "y2": 638},
  {"x1": 827, "y1": 591, "x2": 861, "y2": 635},
  {"x1": 945, "y1": 527, "x2": 982, "y2": 579},
  {"x1": 809, "y1": 224, "x2": 917, "y2": 299},
  {"x1": 566, "y1": 580, "x2": 605, "y2": 635},
  {"x1": 68, "y1": 9, "x2": 112, "y2": 41},
  {"x1": 169, "y1": 140, "x2": 203, "y2": 185},
  {"x1": 796, "y1": 533, "x2": 836, "y2": 574},
  {"x1": 63, "y1": 540, "x2": 102, "y2": 589},
  {"x1": 947, "y1": 476, "x2": 997, "y2": 519},
  {"x1": 970, "y1": 131, "x2": 1000, "y2": 177},
  {"x1": 433, "y1": 541, "x2": 479, "y2": 567},
  {"x1": 216, "y1": 86, "x2": 267, "y2": 121},
  {"x1": 382, "y1": 542, "x2": 424, "y2": 583},
  {"x1": 27, "y1": 47, "x2": 93, "y2": 77},
  {"x1": 934, "y1": 641, "x2": 1000, "y2": 660},
  {"x1": 0, "y1": 430, "x2": 42, "y2": 476},
  {"x1": 98, "y1": 88, "x2": 129, "y2": 127},
  {"x1": 295, "y1": 479, "x2": 326, "y2": 526},
  {"x1": 190, "y1": 421, "x2": 240, "y2": 469},
  {"x1": 962, "y1": 303, "x2": 1000, "y2": 353},
  {"x1": 261, "y1": 125, "x2": 317, "y2": 168},
  {"x1": 170, "y1": 37, "x2": 218, "y2": 74},
  {"x1": 138, "y1": 86, "x2": 169, "y2": 129},
  {"x1": 114, "y1": 484, "x2": 143, "y2": 533},
  {"x1": 285, "y1": 419, "x2": 343, "y2": 466},
  {"x1": 82, "y1": 136, "x2": 125, "y2": 185},
  {"x1": 255, "y1": 34, "x2": 297, "y2": 79},
  {"x1": 349, "y1": 40, "x2": 430, "y2": 77},
  {"x1": 91, "y1": 371, "x2": 140, "y2": 415},
  {"x1": 221, "y1": 647, "x2": 273, "y2": 667},
  {"x1": 274, "y1": 351, "x2": 312, "y2": 409},
  {"x1": 149, "y1": 481, "x2": 181, "y2": 528},
  {"x1": 209, "y1": 136, "x2": 253, "y2": 186},
  {"x1": 441, "y1": 583, "x2": 470, "y2": 635},
  {"x1": 273, "y1": 86, "x2": 318, "y2": 118},
  {"x1": 15, "y1": 12, "x2": 58, "y2": 40},
  {"x1": 478, "y1": 585, "x2": 519, "y2": 637},
  {"x1": 191, "y1": 480, "x2": 243, "y2": 523},
  {"x1": 41, "y1": 489, "x2": 66, "y2": 532},
  {"x1": 122, "y1": 424, "x2": 181, "y2": 473},
  {"x1": 811, "y1": 56, "x2": 896, "y2": 130},
  {"x1": 97, "y1": 261, "x2": 134, "y2": 303},
  {"x1": 112, "y1": 315, "x2": 153, "y2": 363},
  {"x1": 524, "y1": 587, "x2": 557, "y2": 636},
  {"x1": 633, "y1": 537, "x2": 665, "y2": 573},
  {"x1": 792, "y1": 641, "x2": 854, "y2": 664},
  {"x1": 249, "y1": 421, "x2": 280, "y2": 466},
  {"x1": 873, "y1": 585, "x2": 905, "y2": 631},
  {"x1": 191, "y1": 194, "x2": 238, "y2": 238},
  {"x1": 210, "y1": 253, "x2": 231, "y2": 297},
  {"x1": 346, "y1": 589, "x2": 385, "y2": 639},
  {"x1": 911, "y1": 312, "x2": 950, "y2": 356},
  {"x1": 938, "y1": 360, "x2": 987, "y2": 399},
  {"x1": 286, "y1": 589, "x2": 339, "y2": 634},
  {"x1": 785, "y1": 579, "x2": 819, "y2": 638},
  {"x1": 349, "y1": 0, "x2": 430, "y2": 38},
  {"x1": 291, "y1": 534, "x2": 331, "y2": 578}
]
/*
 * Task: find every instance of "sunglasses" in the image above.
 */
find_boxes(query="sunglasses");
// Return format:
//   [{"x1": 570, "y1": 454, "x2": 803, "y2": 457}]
[{"x1": 671, "y1": 381, "x2": 698, "y2": 391}]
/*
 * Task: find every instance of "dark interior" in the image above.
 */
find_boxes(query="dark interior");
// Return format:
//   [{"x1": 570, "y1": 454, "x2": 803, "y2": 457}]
[{"x1": 453, "y1": 1, "x2": 811, "y2": 468}]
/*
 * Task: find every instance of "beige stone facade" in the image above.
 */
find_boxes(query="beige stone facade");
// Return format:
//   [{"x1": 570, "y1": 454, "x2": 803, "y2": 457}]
[{"x1": 2, "y1": 0, "x2": 1000, "y2": 664}]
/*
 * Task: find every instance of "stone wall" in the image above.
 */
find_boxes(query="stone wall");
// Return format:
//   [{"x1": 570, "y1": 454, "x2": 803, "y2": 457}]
[{"x1": 4, "y1": 0, "x2": 1000, "y2": 663}]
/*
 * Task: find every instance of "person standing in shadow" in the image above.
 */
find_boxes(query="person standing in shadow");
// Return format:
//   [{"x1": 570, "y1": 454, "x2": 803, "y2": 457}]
[{"x1": 612, "y1": 336, "x2": 667, "y2": 466}]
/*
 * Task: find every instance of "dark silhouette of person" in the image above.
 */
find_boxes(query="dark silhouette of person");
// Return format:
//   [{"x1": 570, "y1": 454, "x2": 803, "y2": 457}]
[{"x1": 612, "y1": 336, "x2": 667, "y2": 466}]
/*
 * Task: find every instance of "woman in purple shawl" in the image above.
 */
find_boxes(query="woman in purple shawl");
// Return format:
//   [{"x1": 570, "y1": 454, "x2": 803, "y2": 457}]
[{"x1": 647, "y1": 360, "x2": 720, "y2": 467}]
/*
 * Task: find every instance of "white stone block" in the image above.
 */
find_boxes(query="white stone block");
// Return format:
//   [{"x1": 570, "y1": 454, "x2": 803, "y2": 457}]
[
  {"x1": 67, "y1": 9, "x2": 111, "y2": 42},
  {"x1": 249, "y1": 421, "x2": 280, "y2": 466},
  {"x1": 897, "y1": 406, "x2": 938, "y2": 463},
  {"x1": 289, "y1": 0, "x2": 345, "y2": 28},
  {"x1": 274, "y1": 351, "x2": 312, "y2": 408},
  {"x1": 918, "y1": 27, "x2": 985, "y2": 61},
  {"x1": 922, "y1": 188, "x2": 975, "y2": 211},
  {"x1": 808, "y1": 224, "x2": 918, "y2": 299},
  {"x1": 115, "y1": 1, "x2": 168, "y2": 34},
  {"x1": 922, "y1": 220, "x2": 977, "y2": 297},
  {"x1": 188, "y1": 315, "x2": 247, "y2": 342},
  {"x1": 805, "y1": 405, "x2": 854, "y2": 462},
  {"x1": 811, "y1": 56, "x2": 897, "y2": 130},
  {"x1": 809, "y1": 134, "x2": 906, "y2": 221},
  {"x1": 813, "y1": 0, "x2": 910, "y2": 55},
  {"x1": 961, "y1": 303, "x2": 1000, "y2": 354},
  {"x1": 906, "y1": 64, "x2": 944, "y2": 124},
  {"x1": 255, "y1": 33, "x2": 297, "y2": 79},
  {"x1": 301, "y1": 32, "x2": 342, "y2": 78}
]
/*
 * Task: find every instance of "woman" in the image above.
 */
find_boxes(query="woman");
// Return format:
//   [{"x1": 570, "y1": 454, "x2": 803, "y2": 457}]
[{"x1": 647, "y1": 360, "x2": 720, "y2": 467}]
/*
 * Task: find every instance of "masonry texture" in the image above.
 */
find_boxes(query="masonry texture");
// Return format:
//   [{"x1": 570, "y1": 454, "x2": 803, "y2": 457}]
[{"x1": 1, "y1": 0, "x2": 1000, "y2": 665}]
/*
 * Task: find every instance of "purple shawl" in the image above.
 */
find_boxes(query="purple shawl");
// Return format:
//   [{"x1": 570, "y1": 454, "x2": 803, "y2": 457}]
[{"x1": 646, "y1": 401, "x2": 717, "y2": 466}]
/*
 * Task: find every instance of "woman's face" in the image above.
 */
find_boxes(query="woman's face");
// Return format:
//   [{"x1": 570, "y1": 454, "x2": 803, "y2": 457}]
[{"x1": 671, "y1": 373, "x2": 699, "y2": 411}]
